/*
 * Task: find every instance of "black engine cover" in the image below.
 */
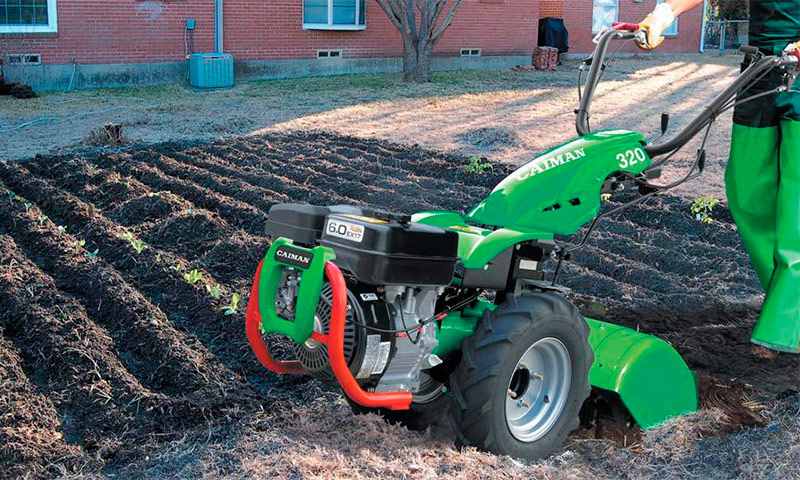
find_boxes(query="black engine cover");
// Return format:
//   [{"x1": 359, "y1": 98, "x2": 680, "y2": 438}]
[
  {"x1": 321, "y1": 213, "x2": 458, "y2": 286},
  {"x1": 266, "y1": 204, "x2": 363, "y2": 246},
  {"x1": 266, "y1": 203, "x2": 459, "y2": 286}
]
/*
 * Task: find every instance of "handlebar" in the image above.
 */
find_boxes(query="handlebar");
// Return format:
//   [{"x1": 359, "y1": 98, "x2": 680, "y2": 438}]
[{"x1": 576, "y1": 28, "x2": 799, "y2": 158}]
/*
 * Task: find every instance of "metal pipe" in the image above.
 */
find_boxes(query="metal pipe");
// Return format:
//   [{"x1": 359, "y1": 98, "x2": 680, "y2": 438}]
[
  {"x1": 575, "y1": 29, "x2": 633, "y2": 137},
  {"x1": 644, "y1": 55, "x2": 782, "y2": 156},
  {"x1": 699, "y1": 0, "x2": 708, "y2": 53},
  {"x1": 214, "y1": 0, "x2": 223, "y2": 53},
  {"x1": 575, "y1": 29, "x2": 787, "y2": 158}
]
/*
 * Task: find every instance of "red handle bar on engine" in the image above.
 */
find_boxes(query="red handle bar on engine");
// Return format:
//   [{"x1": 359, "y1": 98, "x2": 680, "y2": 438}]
[{"x1": 245, "y1": 259, "x2": 413, "y2": 411}]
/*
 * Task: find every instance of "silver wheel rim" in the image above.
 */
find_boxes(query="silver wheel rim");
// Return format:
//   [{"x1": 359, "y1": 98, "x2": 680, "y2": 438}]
[{"x1": 505, "y1": 337, "x2": 572, "y2": 442}]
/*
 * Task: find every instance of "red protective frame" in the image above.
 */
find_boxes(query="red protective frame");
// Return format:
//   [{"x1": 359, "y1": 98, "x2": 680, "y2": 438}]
[{"x1": 245, "y1": 259, "x2": 413, "y2": 411}]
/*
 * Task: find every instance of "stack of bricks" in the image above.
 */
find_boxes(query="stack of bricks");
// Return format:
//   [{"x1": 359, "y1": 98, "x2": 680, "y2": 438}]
[{"x1": 532, "y1": 46, "x2": 559, "y2": 71}]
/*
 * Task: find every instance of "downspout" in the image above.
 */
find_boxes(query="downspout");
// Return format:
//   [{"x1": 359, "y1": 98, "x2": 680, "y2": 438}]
[
  {"x1": 214, "y1": 0, "x2": 224, "y2": 53},
  {"x1": 699, "y1": 0, "x2": 708, "y2": 53}
]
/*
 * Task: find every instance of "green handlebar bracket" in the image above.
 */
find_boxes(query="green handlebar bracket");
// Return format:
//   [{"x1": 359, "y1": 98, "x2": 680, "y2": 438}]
[{"x1": 257, "y1": 237, "x2": 336, "y2": 344}]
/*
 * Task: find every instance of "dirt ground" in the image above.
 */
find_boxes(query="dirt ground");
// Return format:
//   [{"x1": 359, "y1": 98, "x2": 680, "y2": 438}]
[
  {"x1": 0, "y1": 130, "x2": 798, "y2": 479},
  {"x1": 2, "y1": 53, "x2": 741, "y2": 200}
]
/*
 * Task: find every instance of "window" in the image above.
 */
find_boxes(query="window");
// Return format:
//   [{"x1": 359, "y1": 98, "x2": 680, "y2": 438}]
[
  {"x1": 0, "y1": 0, "x2": 57, "y2": 33},
  {"x1": 460, "y1": 48, "x2": 481, "y2": 57},
  {"x1": 592, "y1": 0, "x2": 618, "y2": 34},
  {"x1": 318, "y1": 49, "x2": 342, "y2": 58},
  {"x1": 656, "y1": 0, "x2": 678, "y2": 36},
  {"x1": 304, "y1": 0, "x2": 365, "y2": 30},
  {"x1": 7, "y1": 53, "x2": 41, "y2": 64}
]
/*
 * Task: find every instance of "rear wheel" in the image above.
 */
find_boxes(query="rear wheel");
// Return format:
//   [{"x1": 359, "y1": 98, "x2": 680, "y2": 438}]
[
  {"x1": 346, "y1": 372, "x2": 449, "y2": 431},
  {"x1": 449, "y1": 293, "x2": 592, "y2": 460}
]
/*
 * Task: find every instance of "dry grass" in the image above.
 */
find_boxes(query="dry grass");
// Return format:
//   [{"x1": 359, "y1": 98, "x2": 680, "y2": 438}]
[{"x1": 104, "y1": 389, "x2": 800, "y2": 480}]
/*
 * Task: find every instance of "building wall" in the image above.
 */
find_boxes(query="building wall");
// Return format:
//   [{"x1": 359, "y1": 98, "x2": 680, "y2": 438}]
[
  {"x1": 559, "y1": 0, "x2": 703, "y2": 54},
  {"x1": 539, "y1": 0, "x2": 562, "y2": 17},
  {"x1": 0, "y1": 0, "x2": 539, "y2": 65}
]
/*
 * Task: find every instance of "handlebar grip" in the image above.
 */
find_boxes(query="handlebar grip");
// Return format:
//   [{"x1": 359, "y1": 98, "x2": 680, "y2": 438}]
[
  {"x1": 612, "y1": 22, "x2": 641, "y2": 31},
  {"x1": 739, "y1": 45, "x2": 761, "y2": 56}
]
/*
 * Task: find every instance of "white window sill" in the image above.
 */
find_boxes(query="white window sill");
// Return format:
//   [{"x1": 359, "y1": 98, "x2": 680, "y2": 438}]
[
  {"x1": 0, "y1": 25, "x2": 58, "y2": 34},
  {"x1": 303, "y1": 23, "x2": 365, "y2": 31}
]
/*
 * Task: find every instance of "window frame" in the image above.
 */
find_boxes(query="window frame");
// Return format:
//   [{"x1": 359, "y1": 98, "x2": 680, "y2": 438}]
[
  {"x1": 591, "y1": 0, "x2": 619, "y2": 34},
  {"x1": 0, "y1": 0, "x2": 58, "y2": 34},
  {"x1": 303, "y1": 0, "x2": 365, "y2": 31}
]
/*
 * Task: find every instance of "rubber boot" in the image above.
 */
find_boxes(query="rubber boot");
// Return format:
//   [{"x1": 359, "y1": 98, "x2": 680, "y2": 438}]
[{"x1": 751, "y1": 120, "x2": 800, "y2": 353}]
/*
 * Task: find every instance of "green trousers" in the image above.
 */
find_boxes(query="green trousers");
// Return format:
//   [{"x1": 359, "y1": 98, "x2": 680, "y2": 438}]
[{"x1": 726, "y1": 66, "x2": 800, "y2": 353}]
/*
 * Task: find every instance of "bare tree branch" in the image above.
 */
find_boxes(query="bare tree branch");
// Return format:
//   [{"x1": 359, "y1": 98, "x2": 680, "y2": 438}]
[
  {"x1": 431, "y1": 0, "x2": 464, "y2": 41},
  {"x1": 375, "y1": 0, "x2": 404, "y2": 30}
]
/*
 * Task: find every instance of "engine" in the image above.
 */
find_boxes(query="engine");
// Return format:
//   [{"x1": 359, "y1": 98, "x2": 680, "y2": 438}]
[{"x1": 266, "y1": 204, "x2": 459, "y2": 396}]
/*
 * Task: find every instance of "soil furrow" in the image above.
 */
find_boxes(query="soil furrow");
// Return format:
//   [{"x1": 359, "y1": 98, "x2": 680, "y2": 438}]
[
  {"x1": 142, "y1": 150, "x2": 297, "y2": 215},
  {"x1": 202, "y1": 140, "x2": 475, "y2": 213},
  {"x1": 23, "y1": 155, "x2": 151, "y2": 211},
  {"x1": 0, "y1": 330, "x2": 89, "y2": 479},
  {"x1": 0, "y1": 178, "x2": 240, "y2": 403},
  {"x1": 23, "y1": 155, "x2": 196, "y2": 230},
  {"x1": 89, "y1": 151, "x2": 267, "y2": 235},
  {"x1": 0, "y1": 163, "x2": 270, "y2": 389},
  {"x1": 0, "y1": 234, "x2": 215, "y2": 464}
]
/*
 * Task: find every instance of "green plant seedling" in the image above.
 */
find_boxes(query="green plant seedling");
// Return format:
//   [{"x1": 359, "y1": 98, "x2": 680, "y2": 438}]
[
  {"x1": 690, "y1": 195, "x2": 720, "y2": 225},
  {"x1": 37, "y1": 215, "x2": 49, "y2": 225},
  {"x1": 24, "y1": 202, "x2": 32, "y2": 212},
  {"x1": 465, "y1": 156, "x2": 493, "y2": 176},
  {"x1": 72, "y1": 239, "x2": 87, "y2": 250},
  {"x1": 169, "y1": 263, "x2": 183, "y2": 272},
  {"x1": 183, "y1": 269, "x2": 203, "y2": 285},
  {"x1": 221, "y1": 293, "x2": 241, "y2": 316},
  {"x1": 131, "y1": 240, "x2": 147, "y2": 254},
  {"x1": 57, "y1": 225, "x2": 67, "y2": 236},
  {"x1": 206, "y1": 284, "x2": 222, "y2": 299},
  {"x1": 120, "y1": 232, "x2": 134, "y2": 242},
  {"x1": 86, "y1": 249, "x2": 99, "y2": 258}
]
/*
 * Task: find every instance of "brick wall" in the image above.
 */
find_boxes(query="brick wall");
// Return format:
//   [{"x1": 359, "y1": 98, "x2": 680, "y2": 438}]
[
  {"x1": 559, "y1": 0, "x2": 703, "y2": 54},
  {"x1": 539, "y1": 0, "x2": 562, "y2": 17},
  {"x1": 0, "y1": 0, "x2": 539, "y2": 65}
]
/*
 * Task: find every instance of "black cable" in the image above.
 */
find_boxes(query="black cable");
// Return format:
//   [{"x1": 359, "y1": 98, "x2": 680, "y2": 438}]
[{"x1": 565, "y1": 118, "x2": 714, "y2": 255}]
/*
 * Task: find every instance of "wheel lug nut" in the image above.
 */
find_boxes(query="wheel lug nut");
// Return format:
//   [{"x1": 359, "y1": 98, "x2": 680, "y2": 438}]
[
  {"x1": 521, "y1": 399, "x2": 532, "y2": 408},
  {"x1": 508, "y1": 389, "x2": 518, "y2": 399},
  {"x1": 532, "y1": 372, "x2": 544, "y2": 380}
]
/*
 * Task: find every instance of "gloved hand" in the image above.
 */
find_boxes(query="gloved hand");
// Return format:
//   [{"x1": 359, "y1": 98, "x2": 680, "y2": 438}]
[
  {"x1": 784, "y1": 41, "x2": 800, "y2": 60},
  {"x1": 638, "y1": 3, "x2": 676, "y2": 50}
]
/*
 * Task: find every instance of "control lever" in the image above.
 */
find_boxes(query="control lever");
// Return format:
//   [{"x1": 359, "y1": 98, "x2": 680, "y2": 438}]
[{"x1": 660, "y1": 113, "x2": 670, "y2": 136}]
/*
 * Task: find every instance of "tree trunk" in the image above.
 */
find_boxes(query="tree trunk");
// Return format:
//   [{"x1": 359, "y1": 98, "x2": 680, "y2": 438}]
[
  {"x1": 376, "y1": 0, "x2": 464, "y2": 83},
  {"x1": 402, "y1": 37, "x2": 432, "y2": 83}
]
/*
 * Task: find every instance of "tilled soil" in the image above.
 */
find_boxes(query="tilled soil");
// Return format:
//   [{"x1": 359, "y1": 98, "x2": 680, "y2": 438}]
[{"x1": 0, "y1": 131, "x2": 797, "y2": 478}]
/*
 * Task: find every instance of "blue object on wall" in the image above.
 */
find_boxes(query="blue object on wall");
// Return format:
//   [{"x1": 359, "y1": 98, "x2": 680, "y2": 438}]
[
  {"x1": 186, "y1": 18, "x2": 196, "y2": 30},
  {"x1": 189, "y1": 53, "x2": 234, "y2": 88}
]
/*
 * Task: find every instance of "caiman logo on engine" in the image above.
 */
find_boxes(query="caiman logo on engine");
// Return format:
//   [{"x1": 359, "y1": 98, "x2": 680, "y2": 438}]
[
  {"x1": 274, "y1": 245, "x2": 313, "y2": 269},
  {"x1": 515, "y1": 148, "x2": 587, "y2": 180}
]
